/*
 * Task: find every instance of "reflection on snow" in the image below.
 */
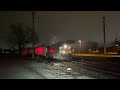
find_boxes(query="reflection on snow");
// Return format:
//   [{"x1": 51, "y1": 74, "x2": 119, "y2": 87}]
[{"x1": 27, "y1": 61, "x2": 93, "y2": 79}]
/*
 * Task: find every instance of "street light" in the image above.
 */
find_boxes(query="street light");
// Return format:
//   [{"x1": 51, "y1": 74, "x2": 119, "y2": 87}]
[
  {"x1": 79, "y1": 40, "x2": 82, "y2": 54},
  {"x1": 79, "y1": 40, "x2": 81, "y2": 46}
]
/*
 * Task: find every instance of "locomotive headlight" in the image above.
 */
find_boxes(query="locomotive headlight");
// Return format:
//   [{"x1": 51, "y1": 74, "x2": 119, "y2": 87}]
[
  {"x1": 64, "y1": 44, "x2": 67, "y2": 49},
  {"x1": 59, "y1": 46, "x2": 62, "y2": 49}
]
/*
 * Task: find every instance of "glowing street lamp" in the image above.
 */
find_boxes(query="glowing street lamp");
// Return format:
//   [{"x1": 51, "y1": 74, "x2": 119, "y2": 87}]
[
  {"x1": 79, "y1": 40, "x2": 82, "y2": 46},
  {"x1": 79, "y1": 40, "x2": 82, "y2": 54}
]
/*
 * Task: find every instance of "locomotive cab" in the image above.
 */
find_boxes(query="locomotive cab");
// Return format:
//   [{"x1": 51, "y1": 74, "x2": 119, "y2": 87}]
[{"x1": 51, "y1": 44, "x2": 73, "y2": 61}]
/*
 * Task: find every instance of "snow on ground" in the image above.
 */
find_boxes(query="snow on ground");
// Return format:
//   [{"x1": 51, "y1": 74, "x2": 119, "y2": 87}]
[
  {"x1": 0, "y1": 56, "x2": 118, "y2": 79},
  {"x1": 25, "y1": 60, "x2": 94, "y2": 79}
]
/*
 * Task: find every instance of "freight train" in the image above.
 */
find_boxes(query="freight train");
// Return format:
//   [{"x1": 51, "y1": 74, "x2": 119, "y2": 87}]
[{"x1": 21, "y1": 42, "x2": 74, "y2": 61}]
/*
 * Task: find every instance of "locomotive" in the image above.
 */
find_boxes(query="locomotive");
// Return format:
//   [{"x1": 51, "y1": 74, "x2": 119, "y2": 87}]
[
  {"x1": 47, "y1": 43, "x2": 73, "y2": 61},
  {"x1": 21, "y1": 42, "x2": 74, "y2": 61}
]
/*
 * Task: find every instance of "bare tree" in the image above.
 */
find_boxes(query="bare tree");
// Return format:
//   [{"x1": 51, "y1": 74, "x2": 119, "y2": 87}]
[{"x1": 6, "y1": 23, "x2": 39, "y2": 53}]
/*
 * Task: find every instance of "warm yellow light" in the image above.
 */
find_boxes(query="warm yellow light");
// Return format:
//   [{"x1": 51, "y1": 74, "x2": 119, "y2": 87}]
[
  {"x1": 79, "y1": 40, "x2": 81, "y2": 43},
  {"x1": 63, "y1": 51, "x2": 65, "y2": 54}
]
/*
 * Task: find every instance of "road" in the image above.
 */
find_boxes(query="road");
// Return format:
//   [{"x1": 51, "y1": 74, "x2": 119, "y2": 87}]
[{"x1": 0, "y1": 56, "x2": 45, "y2": 79}]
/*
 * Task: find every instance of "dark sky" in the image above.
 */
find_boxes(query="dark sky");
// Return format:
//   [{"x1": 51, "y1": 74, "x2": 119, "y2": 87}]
[{"x1": 0, "y1": 11, "x2": 120, "y2": 48}]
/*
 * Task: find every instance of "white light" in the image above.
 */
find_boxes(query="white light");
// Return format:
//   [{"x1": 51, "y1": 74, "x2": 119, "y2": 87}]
[
  {"x1": 79, "y1": 40, "x2": 82, "y2": 46},
  {"x1": 67, "y1": 68, "x2": 72, "y2": 71},
  {"x1": 79, "y1": 40, "x2": 81, "y2": 43},
  {"x1": 73, "y1": 49, "x2": 74, "y2": 52},
  {"x1": 59, "y1": 47, "x2": 62, "y2": 49},
  {"x1": 116, "y1": 45, "x2": 118, "y2": 47},
  {"x1": 64, "y1": 44, "x2": 67, "y2": 49}
]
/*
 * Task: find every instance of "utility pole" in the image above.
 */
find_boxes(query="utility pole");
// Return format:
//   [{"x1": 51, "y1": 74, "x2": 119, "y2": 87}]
[
  {"x1": 32, "y1": 11, "x2": 35, "y2": 59},
  {"x1": 103, "y1": 16, "x2": 107, "y2": 54}
]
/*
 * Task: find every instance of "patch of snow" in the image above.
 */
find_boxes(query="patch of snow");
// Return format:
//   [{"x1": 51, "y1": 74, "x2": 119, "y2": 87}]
[
  {"x1": 76, "y1": 76, "x2": 94, "y2": 79},
  {"x1": 67, "y1": 68, "x2": 72, "y2": 71},
  {"x1": 26, "y1": 60, "x2": 95, "y2": 79},
  {"x1": 54, "y1": 63, "x2": 60, "y2": 66}
]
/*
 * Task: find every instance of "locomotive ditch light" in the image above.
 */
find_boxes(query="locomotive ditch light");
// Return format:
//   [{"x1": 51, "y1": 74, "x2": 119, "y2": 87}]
[
  {"x1": 59, "y1": 46, "x2": 62, "y2": 49},
  {"x1": 63, "y1": 51, "x2": 66, "y2": 54}
]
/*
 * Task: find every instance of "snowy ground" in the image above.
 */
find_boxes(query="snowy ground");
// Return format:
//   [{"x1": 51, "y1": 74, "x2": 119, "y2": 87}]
[
  {"x1": 0, "y1": 56, "x2": 94, "y2": 79},
  {"x1": 1, "y1": 55, "x2": 119, "y2": 79},
  {"x1": 26, "y1": 60, "x2": 94, "y2": 79}
]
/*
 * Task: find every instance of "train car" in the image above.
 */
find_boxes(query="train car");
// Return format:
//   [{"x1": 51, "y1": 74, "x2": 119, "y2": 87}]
[
  {"x1": 21, "y1": 43, "x2": 73, "y2": 61},
  {"x1": 21, "y1": 45, "x2": 46, "y2": 56}
]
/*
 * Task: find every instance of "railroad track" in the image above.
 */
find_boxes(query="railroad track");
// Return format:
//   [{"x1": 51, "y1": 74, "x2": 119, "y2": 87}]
[
  {"x1": 78, "y1": 60, "x2": 120, "y2": 71},
  {"x1": 74, "y1": 59, "x2": 120, "y2": 78}
]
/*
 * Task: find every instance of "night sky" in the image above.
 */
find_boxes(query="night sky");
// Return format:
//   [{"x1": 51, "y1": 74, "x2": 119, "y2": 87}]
[{"x1": 0, "y1": 11, "x2": 120, "y2": 48}]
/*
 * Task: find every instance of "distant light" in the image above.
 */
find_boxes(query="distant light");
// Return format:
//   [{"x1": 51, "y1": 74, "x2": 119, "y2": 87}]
[
  {"x1": 116, "y1": 45, "x2": 118, "y2": 47},
  {"x1": 79, "y1": 40, "x2": 82, "y2": 46},
  {"x1": 73, "y1": 49, "x2": 74, "y2": 52},
  {"x1": 79, "y1": 40, "x2": 81, "y2": 43}
]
